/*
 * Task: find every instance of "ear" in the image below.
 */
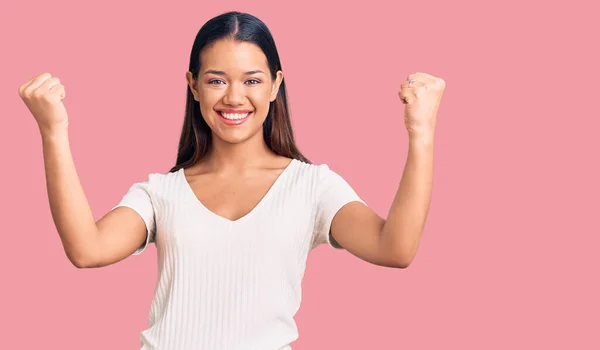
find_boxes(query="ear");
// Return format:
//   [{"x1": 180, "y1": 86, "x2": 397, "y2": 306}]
[
  {"x1": 270, "y1": 70, "x2": 284, "y2": 102},
  {"x1": 186, "y1": 71, "x2": 200, "y2": 101}
]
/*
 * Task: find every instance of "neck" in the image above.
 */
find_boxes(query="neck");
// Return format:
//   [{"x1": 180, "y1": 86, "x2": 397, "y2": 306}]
[{"x1": 204, "y1": 132, "x2": 276, "y2": 172}]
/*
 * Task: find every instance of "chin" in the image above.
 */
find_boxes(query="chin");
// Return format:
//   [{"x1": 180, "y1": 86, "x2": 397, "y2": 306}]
[
  {"x1": 213, "y1": 125, "x2": 264, "y2": 145},
  {"x1": 218, "y1": 132, "x2": 254, "y2": 144}
]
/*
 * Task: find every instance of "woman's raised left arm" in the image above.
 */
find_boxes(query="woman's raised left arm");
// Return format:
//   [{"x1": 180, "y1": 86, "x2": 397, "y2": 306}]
[{"x1": 330, "y1": 72, "x2": 446, "y2": 268}]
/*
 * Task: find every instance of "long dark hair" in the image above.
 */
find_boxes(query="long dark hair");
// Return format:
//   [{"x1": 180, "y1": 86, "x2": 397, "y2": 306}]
[{"x1": 169, "y1": 11, "x2": 310, "y2": 173}]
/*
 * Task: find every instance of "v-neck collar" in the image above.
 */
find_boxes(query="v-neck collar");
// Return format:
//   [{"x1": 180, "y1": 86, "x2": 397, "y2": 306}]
[{"x1": 179, "y1": 158, "x2": 296, "y2": 225}]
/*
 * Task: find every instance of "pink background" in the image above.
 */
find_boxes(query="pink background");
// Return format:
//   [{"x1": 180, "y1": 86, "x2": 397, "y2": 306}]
[{"x1": 1, "y1": 0, "x2": 598, "y2": 349}]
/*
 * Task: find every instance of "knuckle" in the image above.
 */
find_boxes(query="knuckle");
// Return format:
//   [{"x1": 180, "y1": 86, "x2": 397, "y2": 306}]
[
  {"x1": 432, "y1": 79, "x2": 445, "y2": 90},
  {"x1": 31, "y1": 89, "x2": 43, "y2": 99},
  {"x1": 24, "y1": 88, "x2": 35, "y2": 98},
  {"x1": 42, "y1": 93, "x2": 54, "y2": 102}
]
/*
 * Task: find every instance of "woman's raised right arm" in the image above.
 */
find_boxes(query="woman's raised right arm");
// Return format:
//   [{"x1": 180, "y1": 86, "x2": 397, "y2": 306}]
[{"x1": 19, "y1": 73, "x2": 148, "y2": 268}]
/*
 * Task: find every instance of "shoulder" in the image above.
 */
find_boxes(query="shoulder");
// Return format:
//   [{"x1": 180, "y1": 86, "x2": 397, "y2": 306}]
[
  {"x1": 139, "y1": 169, "x2": 180, "y2": 184},
  {"x1": 289, "y1": 159, "x2": 351, "y2": 196},
  {"x1": 293, "y1": 159, "x2": 350, "y2": 182},
  {"x1": 290, "y1": 158, "x2": 336, "y2": 180},
  {"x1": 123, "y1": 168, "x2": 183, "y2": 195}
]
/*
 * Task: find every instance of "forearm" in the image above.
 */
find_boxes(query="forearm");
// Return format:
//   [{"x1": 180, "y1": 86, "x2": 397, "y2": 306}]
[
  {"x1": 380, "y1": 133, "x2": 434, "y2": 265},
  {"x1": 41, "y1": 127, "x2": 99, "y2": 265}
]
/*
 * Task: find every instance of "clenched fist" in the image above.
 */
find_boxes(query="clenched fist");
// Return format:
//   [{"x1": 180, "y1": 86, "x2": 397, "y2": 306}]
[
  {"x1": 18, "y1": 73, "x2": 68, "y2": 133},
  {"x1": 398, "y1": 72, "x2": 446, "y2": 136}
]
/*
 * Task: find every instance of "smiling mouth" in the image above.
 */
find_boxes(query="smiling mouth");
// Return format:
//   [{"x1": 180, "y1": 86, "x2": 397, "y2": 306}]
[
  {"x1": 219, "y1": 111, "x2": 251, "y2": 120},
  {"x1": 217, "y1": 111, "x2": 252, "y2": 125}
]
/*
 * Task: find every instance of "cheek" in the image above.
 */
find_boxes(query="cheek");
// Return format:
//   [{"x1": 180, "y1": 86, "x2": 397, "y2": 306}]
[
  {"x1": 247, "y1": 87, "x2": 273, "y2": 110},
  {"x1": 198, "y1": 91, "x2": 221, "y2": 117},
  {"x1": 199, "y1": 88, "x2": 221, "y2": 105}
]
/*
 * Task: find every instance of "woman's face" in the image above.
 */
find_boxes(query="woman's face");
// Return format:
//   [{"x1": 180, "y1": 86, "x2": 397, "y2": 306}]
[{"x1": 187, "y1": 39, "x2": 283, "y2": 145}]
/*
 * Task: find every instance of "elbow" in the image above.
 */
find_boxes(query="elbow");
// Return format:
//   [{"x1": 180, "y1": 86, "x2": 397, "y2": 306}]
[
  {"x1": 66, "y1": 250, "x2": 94, "y2": 269},
  {"x1": 68, "y1": 255, "x2": 89, "y2": 269},
  {"x1": 389, "y1": 250, "x2": 416, "y2": 269},
  {"x1": 390, "y1": 237, "x2": 421, "y2": 269},
  {"x1": 380, "y1": 226, "x2": 422, "y2": 269},
  {"x1": 391, "y1": 258, "x2": 412, "y2": 269},
  {"x1": 63, "y1": 231, "x2": 101, "y2": 269}
]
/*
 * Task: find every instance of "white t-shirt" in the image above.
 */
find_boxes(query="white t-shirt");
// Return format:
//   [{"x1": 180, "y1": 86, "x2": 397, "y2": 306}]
[{"x1": 113, "y1": 159, "x2": 365, "y2": 350}]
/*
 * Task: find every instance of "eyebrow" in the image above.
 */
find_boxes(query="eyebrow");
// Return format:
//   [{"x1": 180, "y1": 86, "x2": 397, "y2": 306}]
[{"x1": 203, "y1": 69, "x2": 265, "y2": 76}]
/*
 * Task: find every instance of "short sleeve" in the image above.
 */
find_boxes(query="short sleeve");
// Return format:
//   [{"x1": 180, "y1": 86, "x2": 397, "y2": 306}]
[
  {"x1": 312, "y1": 165, "x2": 366, "y2": 250},
  {"x1": 112, "y1": 177, "x2": 156, "y2": 255}
]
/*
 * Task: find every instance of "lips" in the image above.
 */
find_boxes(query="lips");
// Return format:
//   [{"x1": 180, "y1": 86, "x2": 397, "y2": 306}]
[
  {"x1": 218, "y1": 109, "x2": 252, "y2": 114},
  {"x1": 217, "y1": 110, "x2": 252, "y2": 126}
]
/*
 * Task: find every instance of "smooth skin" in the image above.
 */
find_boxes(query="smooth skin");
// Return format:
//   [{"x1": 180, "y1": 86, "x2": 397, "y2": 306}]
[{"x1": 18, "y1": 38, "x2": 445, "y2": 269}]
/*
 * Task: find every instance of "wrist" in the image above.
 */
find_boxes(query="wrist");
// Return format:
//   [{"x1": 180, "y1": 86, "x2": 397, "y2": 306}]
[
  {"x1": 39, "y1": 123, "x2": 69, "y2": 142},
  {"x1": 408, "y1": 130, "x2": 435, "y2": 148}
]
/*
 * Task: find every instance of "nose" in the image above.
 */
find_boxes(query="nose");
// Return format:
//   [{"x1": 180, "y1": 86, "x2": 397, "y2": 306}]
[{"x1": 223, "y1": 82, "x2": 245, "y2": 106}]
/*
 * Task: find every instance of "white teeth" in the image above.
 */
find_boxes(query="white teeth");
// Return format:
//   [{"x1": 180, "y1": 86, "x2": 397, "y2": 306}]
[{"x1": 220, "y1": 112, "x2": 249, "y2": 120}]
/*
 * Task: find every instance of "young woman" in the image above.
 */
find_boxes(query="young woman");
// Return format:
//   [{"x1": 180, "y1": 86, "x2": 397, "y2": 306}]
[{"x1": 18, "y1": 11, "x2": 445, "y2": 350}]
